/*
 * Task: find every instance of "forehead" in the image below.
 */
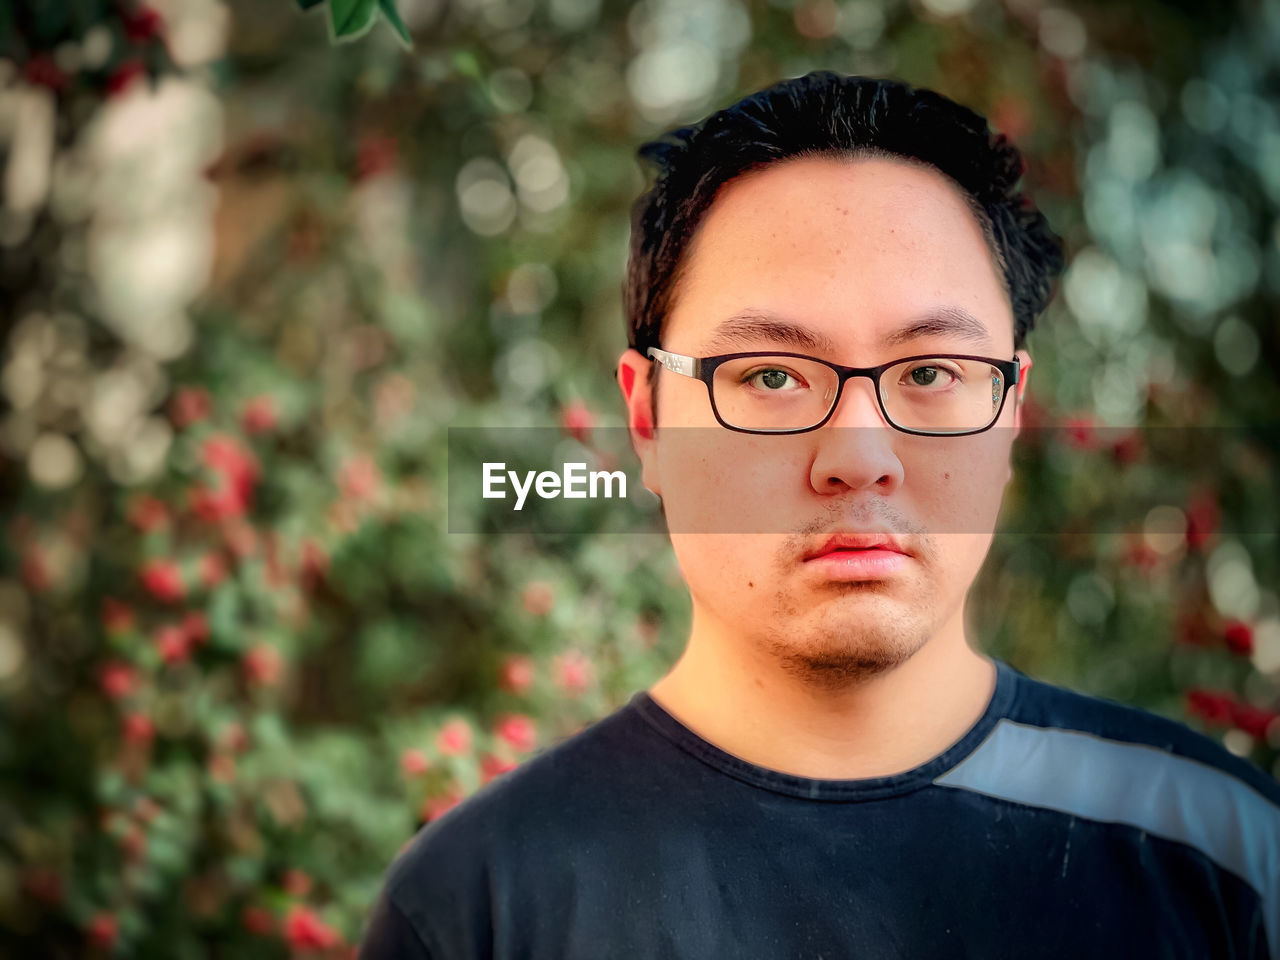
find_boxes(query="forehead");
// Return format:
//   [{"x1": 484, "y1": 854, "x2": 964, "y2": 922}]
[{"x1": 664, "y1": 155, "x2": 1013, "y2": 354}]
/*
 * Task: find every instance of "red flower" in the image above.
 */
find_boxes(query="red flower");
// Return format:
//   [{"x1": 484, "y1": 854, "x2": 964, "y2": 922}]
[
  {"x1": 140, "y1": 559, "x2": 185, "y2": 603},
  {"x1": 182, "y1": 611, "x2": 210, "y2": 646},
  {"x1": 480, "y1": 753, "x2": 517, "y2": 784},
  {"x1": 23, "y1": 55, "x2": 69, "y2": 92},
  {"x1": 127, "y1": 494, "x2": 170, "y2": 532},
  {"x1": 207, "y1": 752, "x2": 236, "y2": 783},
  {"x1": 205, "y1": 433, "x2": 259, "y2": 487},
  {"x1": 400, "y1": 748, "x2": 430, "y2": 777},
  {"x1": 21, "y1": 868, "x2": 63, "y2": 905},
  {"x1": 1185, "y1": 689, "x2": 1234, "y2": 726},
  {"x1": 792, "y1": 0, "x2": 838, "y2": 39},
  {"x1": 221, "y1": 722, "x2": 250, "y2": 753},
  {"x1": 241, "y1": 395, "x2": 278, "y2": 435},
  {"x1": 20, "y1": 549, "x2": 51, "y2": 593},
  {"x1": 1110, "y1": 431, "x2": 1143, "y2": 466},
  {"x1": 87, "y1": 912, "x2": 118, "y2": 950},
  {"x1": 191, "y1": 436, "x2": 259, "y2": 522},
  {"x1": 154, "y1": 624, "x2": 190, "y2": 664},
  {"x1": 107, "y1": 59, "x2": 145, "y2": 97},
  {"x1": 521, "y1": 581, "x2": 554, "y2": 617},
  {"x1": 1063, "y1": 416, "x2": 1095, "y2": 450},
  {"x1": 243, "y1": 644, "x2": 283, "y2": 688},
  {"x1": 122, "y1": 712, "x2": 155, "y2": 744},
  {"x1": 991, "y1": 94, "x2": 1033, "y2": 140},
  {"x1": 99, "y1": 661, "x2": 138, "y2": 700},
  {"x1": 1223, "y1": 620, "x2": 1254, "y2": 656},
  {"x1": 355, "y1": 136, "x2": 399, "y2": 181},
  {"x1": 1185, "y1": 491, "x2": 1220, "y2": 552},
  {"x1": 553, "y1": 650, "x2": 592, "y2": 695},
  {"x1": 283, "y1": 905, "x2": 340, "y2": 951},
  {"x1": 1120, "y1": 534, "x2": 1159, "y2": 573},
  {"x1": 122, "y1": 6, "x2": 164, "y2": 43},
  {"x1": 498, "y1": 654, "x2": 534, "y2": 694},
  {"x1": 338, "y1": 454, "x2": 380, "y2": 502},
  {"x1": 299, "y1": 539, "x2": 329, "y2": 592},
  {"x1": 436, "y1": 718, "x2": 471, "y2": 757},
  {"x1": 133, "y1": 796, "x2": 162, "y2": 822},
  {"x1": 101, "y1": 597, "x2": 135, "y2": 633},
  {"x1": 495, "y1": 713, "x2": 537, "y2": 754},
  {"x1": 242, "y1": 905, "x2": 274, "y2": 936},
  {"x1": 222, "y1": 520, "x2": 260, "y2": 559},
  {"x1": 1176, "y1": 607, "x2": 1212, "y2": 647},
  {"x1": 281, "y1": 869, "x2": 312, "y2": 897},
  {"x1": 200, "y1": 551, "x2": 228, "y2": 588},
  {"x1": 190, "y1": 485, "x2": 240, "y2": 524},
  {"x1": 265, "y1": 534, "x2": 289, "y2": 587},
  {"x1": 1230, "y1": 702, "x2": 1278, "y2": 740},
  {"x1": 120, "y1": 825, "x2": 147, "y2": 862},
  {"x1": 170, "y1": 387, "x2": 211, "y2": 428},
  {"x1": 374, "y1": 373, "x2": 416, "y2": 425},
  {"x1": 421, "y1": 787, "x2": 464, "y2": 822},
  {"x1": 560, "y1": 400, "x2": 595, "y2": 443}
]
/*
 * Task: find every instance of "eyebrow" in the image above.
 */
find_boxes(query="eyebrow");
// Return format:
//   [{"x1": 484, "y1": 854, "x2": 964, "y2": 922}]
[
  {"x1": 882, "y1": 307, "x2": 995, "y2": 349},
  {"x1": 702, "y1": 307, "x2": 996, "y2": 354}
]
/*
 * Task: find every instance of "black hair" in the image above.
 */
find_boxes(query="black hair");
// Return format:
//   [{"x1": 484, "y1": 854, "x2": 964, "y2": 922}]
[{"x1": 623, "y1": 71, "x2": 1065, "y2": 419}]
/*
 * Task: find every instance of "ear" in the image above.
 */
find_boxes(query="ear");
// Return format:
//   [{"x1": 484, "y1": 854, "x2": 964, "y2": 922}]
[
  {"x1": 616, "y1": 348, "x2": 663, "y2": 499},
  {"x1": 1012, "y1": 349, "x2": 1033, "y2": 434},
  {"x1": 1006, "y1": 348, "x2": 1033, "y2": 485}
]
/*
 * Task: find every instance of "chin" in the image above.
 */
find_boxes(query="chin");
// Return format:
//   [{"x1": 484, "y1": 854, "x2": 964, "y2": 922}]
[{"x1": 766, "y1": 630, "x2": 916, "y2": 686}]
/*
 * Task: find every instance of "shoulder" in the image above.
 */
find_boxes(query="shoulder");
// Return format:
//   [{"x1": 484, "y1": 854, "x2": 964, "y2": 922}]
[
  {"x1": 944, "y1": 664, "x2": 1280, "y2": 932},
  {"x1": 377, "y1": 699, "x2": 650, "y2": 924},
  {"x1": 371, "y1": 701, "x2": 650, "y2": 957},
  {"x1": 1001, "y1": 666, "x2": 1280, "y2": 807}
]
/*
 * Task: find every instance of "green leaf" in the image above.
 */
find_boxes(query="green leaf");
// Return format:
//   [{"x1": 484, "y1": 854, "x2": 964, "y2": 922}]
[
  {"x1": 328, "y1": 0, "x2": 379, "y2": 42},
  {"x1": 452, "y1": 49, "x2": 482, "y2": 79},
  {"x1": 295, "y1": 0, "x2": 326, "y2": 9},
  {"x1": 378, "y1": 0, "x2": 413, "y2": 49}
]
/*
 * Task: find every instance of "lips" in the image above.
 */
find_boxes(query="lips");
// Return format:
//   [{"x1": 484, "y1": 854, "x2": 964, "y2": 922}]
[{"x1": 804, "y1": 533, "x2": 910, "y2": 560}]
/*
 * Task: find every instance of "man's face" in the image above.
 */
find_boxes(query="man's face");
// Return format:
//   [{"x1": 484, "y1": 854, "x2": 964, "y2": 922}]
[{"x1": 617, "y1": 156, "x2": 1032, "y2": 686}]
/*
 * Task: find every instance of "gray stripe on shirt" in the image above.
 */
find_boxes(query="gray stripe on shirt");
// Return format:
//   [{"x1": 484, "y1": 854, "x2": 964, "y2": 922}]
[{"x1": 934, "y1": 717, "x2": 1280, "y2": 959}]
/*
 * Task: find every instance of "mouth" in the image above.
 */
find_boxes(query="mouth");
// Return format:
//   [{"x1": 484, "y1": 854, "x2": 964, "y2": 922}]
[
  {"x1": 800, "y1": 533, "x2": 912, "y2": 581},
  {"x1": 803, "y1": 534, "x2": 910, "y2": 561}
]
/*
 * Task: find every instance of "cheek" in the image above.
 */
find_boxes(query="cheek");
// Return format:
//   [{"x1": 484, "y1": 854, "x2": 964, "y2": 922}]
[
  {"x1": 910, "y1": 435, "x2": 1013, "y2": 536},
  {"x1": 928, "y1": 532, "x2": 996, "y2": 589},
  {"x1": 669, "y1": 531, "x2": 751, "y2": 573},
  {"x1": 657, "y1": 431, "x2": 809, "y2": 534},
  {"x1": 669, "y1": 533, "x2": 784, "y2": 609}
]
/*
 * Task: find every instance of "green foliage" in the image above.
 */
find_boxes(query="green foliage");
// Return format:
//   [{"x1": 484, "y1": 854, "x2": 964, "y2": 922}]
[
  {"x1": 0, "y1": 0, "x2": 1277, "y2": 956},
  {"x1": 294, "y1": 0, "x2": 413, "y2": 48},
  {"x1": 376, "y1": 0, "x2": 412, "y2": 49}
]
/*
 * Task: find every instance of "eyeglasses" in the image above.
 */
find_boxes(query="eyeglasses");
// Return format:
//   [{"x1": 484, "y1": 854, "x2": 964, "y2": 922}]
[{"x1": 646, "y1": 347, "x2": 1020, "y2": 437}]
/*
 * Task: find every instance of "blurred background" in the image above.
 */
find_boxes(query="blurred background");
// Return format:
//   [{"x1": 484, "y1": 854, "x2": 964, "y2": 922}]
[{"x1": 1, "y1": 0, "x2": 1278, "y2": 955}]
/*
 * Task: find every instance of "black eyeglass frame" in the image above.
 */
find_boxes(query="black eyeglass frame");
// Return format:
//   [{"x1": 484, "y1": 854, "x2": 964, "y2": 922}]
[{"x1": 646, "y1": 347, "x2": 1021, "y2": 437}]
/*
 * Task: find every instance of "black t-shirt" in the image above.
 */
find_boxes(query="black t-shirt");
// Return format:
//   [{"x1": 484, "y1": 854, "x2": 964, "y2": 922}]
[{"x1": 357, "y1": 658, "x2": 1280, "y2": 959}]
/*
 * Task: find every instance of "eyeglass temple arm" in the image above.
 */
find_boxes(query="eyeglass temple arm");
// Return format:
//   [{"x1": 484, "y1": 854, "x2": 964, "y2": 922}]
[{"x1": 647, "y1": 347, "x2": 700, "y2": 378}]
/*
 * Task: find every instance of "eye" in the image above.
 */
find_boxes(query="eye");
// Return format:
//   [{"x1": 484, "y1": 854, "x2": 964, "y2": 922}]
[
  {"x1": 742, "y1": 367, "x2": 806, "y2": 391},
  {"x1": 901, "y1": 363, "x2": 963, "y2": 388}
]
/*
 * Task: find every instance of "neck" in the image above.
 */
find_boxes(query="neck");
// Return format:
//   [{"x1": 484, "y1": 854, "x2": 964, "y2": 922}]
[{"x1": 647, "y1": 603, "x2": 997, "y2": 780}]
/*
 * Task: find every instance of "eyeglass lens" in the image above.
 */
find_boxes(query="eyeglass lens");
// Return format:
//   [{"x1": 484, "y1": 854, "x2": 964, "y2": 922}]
[{"x1": 709, "y1": 355, "x2": 1006, "y2": 434}]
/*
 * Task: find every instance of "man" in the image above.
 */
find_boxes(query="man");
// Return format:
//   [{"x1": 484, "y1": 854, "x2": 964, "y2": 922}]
[{"x1": 360, "y1": 72, "x2": 1280, "y2": 959}]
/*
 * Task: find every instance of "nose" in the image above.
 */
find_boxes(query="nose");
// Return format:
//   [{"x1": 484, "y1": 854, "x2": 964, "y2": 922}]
[
  {"x1": 826, "y1": 375, "x2": 889, "y2": 430},
  {"x1": 809, "y1": 374, "x2": 905, "y2": 495}
]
